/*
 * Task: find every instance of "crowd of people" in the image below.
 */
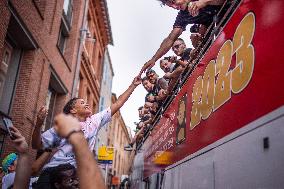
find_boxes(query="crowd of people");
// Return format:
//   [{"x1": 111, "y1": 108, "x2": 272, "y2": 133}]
[
  {"x1": 1, "y1": 0, "x2": 226, "y2": 188},
  {"x1": 125, "y1": 0, "x2": 225, "y2": 151}
]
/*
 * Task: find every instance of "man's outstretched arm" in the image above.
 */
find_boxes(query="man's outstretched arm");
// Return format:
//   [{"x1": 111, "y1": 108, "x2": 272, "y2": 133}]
[
  {"x1": 110, "y1": 76, "x2": 142, "y2": 116},
  {"x1": 141, "y1": 27, "x2": 183, "y2": 73}
]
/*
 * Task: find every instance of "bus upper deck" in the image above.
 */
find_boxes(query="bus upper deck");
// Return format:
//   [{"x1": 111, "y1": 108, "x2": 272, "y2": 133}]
[{"x1": 130, "y1": 0, "x2": 284, "y2": 188}]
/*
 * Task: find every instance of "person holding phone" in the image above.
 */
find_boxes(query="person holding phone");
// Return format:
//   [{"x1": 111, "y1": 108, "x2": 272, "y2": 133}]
[
  {"x1": 1, "y1": 126, "x2": 37, "y2": 189},
  {"x1": 3, "y1": 117, "x2": 15, "y2": 140}
]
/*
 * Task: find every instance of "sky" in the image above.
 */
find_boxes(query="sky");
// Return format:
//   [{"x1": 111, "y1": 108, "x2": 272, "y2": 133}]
[{"x1": 106, "y1": 0, "x2": 192, "y2": 134}]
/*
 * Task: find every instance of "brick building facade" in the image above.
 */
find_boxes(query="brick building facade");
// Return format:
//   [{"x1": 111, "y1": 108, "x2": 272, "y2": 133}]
[
  {"x1": 75, "y1": 0, "x2": 113, "y2": 113},
  {"x1": 0, "y1": 0, "x2": 85, "y2": 158},
  {"x1": 0, "y1": 0, "x2": 113, "y2": 161},
  {"x1": 107, "y1": 94, "x2": 132, "y2": 188}
]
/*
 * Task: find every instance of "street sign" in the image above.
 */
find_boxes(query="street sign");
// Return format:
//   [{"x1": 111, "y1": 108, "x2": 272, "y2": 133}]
[{"x1": 98, "y1": 145, "x2": 114, "y2": 164}]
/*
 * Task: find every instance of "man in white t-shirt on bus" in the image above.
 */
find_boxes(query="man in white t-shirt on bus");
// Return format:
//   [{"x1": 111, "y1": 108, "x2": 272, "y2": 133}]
[{"x1": 32, "y1": 76, "x2": 142, "y2": 188}]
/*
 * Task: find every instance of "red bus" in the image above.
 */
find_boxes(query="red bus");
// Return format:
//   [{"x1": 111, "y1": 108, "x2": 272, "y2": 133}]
[{"x1": 130, "y1": 0, "x2": 284, "y2": 188}]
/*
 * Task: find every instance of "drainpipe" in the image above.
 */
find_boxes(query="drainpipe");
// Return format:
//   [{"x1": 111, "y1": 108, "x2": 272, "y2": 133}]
[{"x1": 71, "y1": 0, "x2": 89, "y2": 97}]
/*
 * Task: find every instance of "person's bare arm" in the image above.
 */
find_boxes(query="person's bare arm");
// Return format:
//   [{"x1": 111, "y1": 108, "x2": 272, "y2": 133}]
[
  {"x1": 170, "y1": 66, "x2": 184, "y2": 79},
  {"x1": 70, "y1": 133, "x2": 105, "y2": 189},
  {"x1": 167, "y1": 76, "x2": 180, "y2": 95},
  {"x1": 111, "y1": 76, "x2": 141, "y2": 116},
  {"x1": 32, "y1": 106, "x2": 48, "y2": 149},
  {"x1": 10, "y1": 127, "x2": 31, "y2": 189},
  {"x1": 158, "y1": 78, "x2": 168, "y2": 90},
  {"x1": 188, "y1": 0, "x2": 225, "y2": 16},
  {"x1": 54, "y1": 114, "x2": 106, "y2": 189},
  {"x1": 176, "y1": 59, "x2": 188, "y2": 67},
  {"x1": 203, "y1": 0, "x2": 225, "y2": 6},
  {"x1": 141, "y1": 28, "x2": 183, "y2": 73},
  {"x1": 31, "y1": 150, "x2": 56, "y2": 176}
]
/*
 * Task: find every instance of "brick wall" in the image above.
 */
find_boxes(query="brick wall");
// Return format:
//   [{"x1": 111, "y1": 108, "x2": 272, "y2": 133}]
[{"x1": 0, "y1": 0, "x2": 84, "y2": 159}]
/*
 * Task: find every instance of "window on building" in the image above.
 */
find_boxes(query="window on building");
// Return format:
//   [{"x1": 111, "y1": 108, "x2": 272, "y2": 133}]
[
  {"x1": 63, "y1": 0, "x2": 73, "y2": 25},
  {"x1": 57, "y1": 23, "x2": 69, "y2": 54},
  {"x1": 100, "y1": 97, "x2": 104, "y2": 111},
  {"x1": 91, "y1": 39, "x2": 97, "y2": 65},
  {"x1": 97, "y1": 53, "x2": 103, "y2": 81},
  {"x1": 42, "y1": 68, "x2": 68, "y2": 131},
  {"x1": 0, "y1": 43, "x2": 12, "y2": 101},
  {"x1": 42, "y1": 87, "x2": 57, "y2": 131},
  {"x1": 0, "y1": 41, "x2": 22, "y2": 114},
  {"x1": 78, "y1": 74, "x2": 83, "y2": 98},
  {"x1": 85, "y1": 16, "x2": 96, "y2": 61},
  {"x1": 75, "y1": 74, "x2": 81, "y2": 97},
  {"x1": 118, "y1": 154, "x2": 121, "y2": 174}
]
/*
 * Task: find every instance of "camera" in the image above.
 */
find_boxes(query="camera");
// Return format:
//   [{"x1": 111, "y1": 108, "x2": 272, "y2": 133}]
[
  {"x1": 190, "y1": 24, "x2": 199, "y2": 33},
  {"x1": 164, "y1": 56, "x2": 171, "y2": 61}
]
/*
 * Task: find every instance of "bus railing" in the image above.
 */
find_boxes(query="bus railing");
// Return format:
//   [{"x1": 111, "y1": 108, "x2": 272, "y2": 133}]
[{"x1": 137, "y1": 0, "x2": 242, "y2": 150}]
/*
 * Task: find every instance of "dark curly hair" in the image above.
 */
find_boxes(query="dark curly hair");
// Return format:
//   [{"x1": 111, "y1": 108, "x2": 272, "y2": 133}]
[
  {"x1": 49, "y1": 164, "x2": 76, "y2": 188},
  {"x1": 63, "y1": 97, "x2": 79, "y2": 114},
  {"x1": 157, "y1": 0, "x2": 168, "y2": 5}
]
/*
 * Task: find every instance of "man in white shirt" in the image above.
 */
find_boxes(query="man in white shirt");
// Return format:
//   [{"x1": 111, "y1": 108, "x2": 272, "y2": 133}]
[{"x1": 32, "y1": 76, "x2": 141, "y2": 188}]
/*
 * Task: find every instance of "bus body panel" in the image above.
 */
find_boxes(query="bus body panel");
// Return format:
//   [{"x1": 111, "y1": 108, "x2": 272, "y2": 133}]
[{"x1": 130, "y1": 0, "x2": 284, "y2": 188}]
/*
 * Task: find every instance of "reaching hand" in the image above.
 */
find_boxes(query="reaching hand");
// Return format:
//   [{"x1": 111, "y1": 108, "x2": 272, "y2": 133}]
[
  {"x1": 190, "y1": 33, "x2": 203, "y2": 48},
  {"x1": 132, "y1": 76, "x2": 142, "y2": 87},
  {"x1": 36, "y1": 106, "x2": 48, "y2": 125},
  {"x1": 158, "y1": 89, "x2": 168, "y2": 99},
  {"x1": 54, "y1": 114, "x2": 81, "y2": 138},
  {"x1": 188, "y1": 1, "x2": 207, "y2": 17},
  {"x1": 10, "y1": 127, "x2": 29, "y2": 154},
  {"x1": 147, "y1": 95, "x2": 156, "y2": 102},
  {"x1": 140, "y1": 60, "x2": 155, "y2": 75},
  {"x1": 163, "y1": 72, "x2": 172, "y2": 80},
  {"x1": 169, "y1": 56, "x2": 177, "y2": 63}
]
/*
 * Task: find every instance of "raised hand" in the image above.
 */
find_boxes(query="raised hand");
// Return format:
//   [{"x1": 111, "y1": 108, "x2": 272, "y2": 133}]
[
  {"x1": 54, "y1": 114, "x2": 81, "y2": 138},
  {"x1": 140, "y1": 60, "x2": 155, "y2": 75},
  {"x1": 147, "y1": 95, "x2": 156, "y2": 102},
  {"x1": 188, "y1": 1, "x2": 207, "y2": 17},
  {"x1": 132, "y1": 76, "x2": 142, "y2": 87},
  {"x1": 10, "y1": 127, "x2": 29, "y2": 154},
  {"x1": 36, "y1": 106, "x2": 48, "y2": 125}
]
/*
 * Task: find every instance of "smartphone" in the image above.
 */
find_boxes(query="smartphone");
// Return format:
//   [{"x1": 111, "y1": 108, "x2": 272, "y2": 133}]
[{"x1": 3, "y1": 117, "x2": 13, "y2": 138}]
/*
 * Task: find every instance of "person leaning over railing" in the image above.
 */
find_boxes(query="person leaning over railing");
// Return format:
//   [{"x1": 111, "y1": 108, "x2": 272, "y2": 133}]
[
  {"x1": 124, "y1": 102, "x2": 155, "y2": 151},
  {"x1": 1, "y1": 126, "x2": 37, "y2": 189},
  {"x1": 141, "y1": 0, "x2": 225, "y2": 73},
  {"x1": 142, "y1": 76, "x2": 165, "y2": 107},
  {"x1": 146, "y1": 69, "x2": 168, "y2": 91}
]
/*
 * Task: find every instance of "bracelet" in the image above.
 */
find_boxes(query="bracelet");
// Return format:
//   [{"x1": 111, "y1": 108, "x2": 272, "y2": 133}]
[
  {"x1": 66, "y1": 130, "x2": 81, "y2": 140},
  {"x1": 44, "y1": 148, "x2": 52, "y2": 152}
]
